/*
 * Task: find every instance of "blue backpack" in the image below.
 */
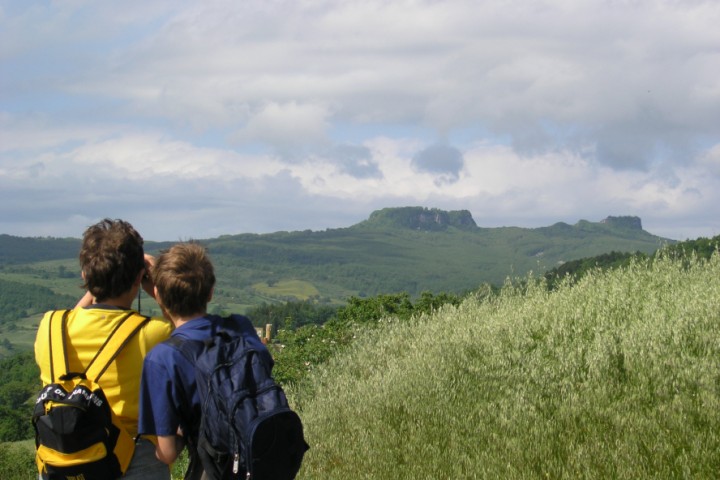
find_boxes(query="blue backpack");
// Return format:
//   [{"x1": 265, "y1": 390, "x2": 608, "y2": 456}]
[{"x1": 165, "y1": 315, "x2": 308, "y2": 480}]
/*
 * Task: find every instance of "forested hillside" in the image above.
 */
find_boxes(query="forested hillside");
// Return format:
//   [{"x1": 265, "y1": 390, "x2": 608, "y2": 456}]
[
  {"x1": 0, "y1": 235, "x2": 79, "y2": 265},
  {"x1": 202, "y1": 208, "x2": 672, "y2": 305},
  {"x1": 0, "y1": 208, "x2": 673, "y2": 334}
]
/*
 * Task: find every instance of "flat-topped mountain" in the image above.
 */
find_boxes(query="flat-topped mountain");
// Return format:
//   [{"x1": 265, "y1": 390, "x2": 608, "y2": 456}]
[
  {"x1": 354, "y1": 207, "x2": 648, "y2": 235},
  {"x1": 0, "y1": 207, "x2": 673, "y2": 314},
  {"x1": 355, "y1": 207, "x2": 478, "y2": 231}
]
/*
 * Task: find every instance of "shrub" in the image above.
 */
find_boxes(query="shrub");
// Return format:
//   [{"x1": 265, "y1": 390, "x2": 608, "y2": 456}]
[{"x1": 0, "y1": 440, "x2": 36, "y2": 479}]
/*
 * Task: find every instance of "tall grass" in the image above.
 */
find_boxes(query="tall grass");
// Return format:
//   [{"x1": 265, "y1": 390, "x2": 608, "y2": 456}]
[
  {"x1": 291, "y1": 253, "x2": 720, "y2": 479},
  {"x1": 0, "y1": 440, "x2": 36, "y2": 480},
  {"x1": 7, "y1": 253, "x2": 718, "y2": 479}
]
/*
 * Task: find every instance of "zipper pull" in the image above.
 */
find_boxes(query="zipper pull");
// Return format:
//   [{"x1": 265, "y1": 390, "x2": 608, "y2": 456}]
[{"x1": 233, "y1": 452, "x2": 240, "y2": 474}]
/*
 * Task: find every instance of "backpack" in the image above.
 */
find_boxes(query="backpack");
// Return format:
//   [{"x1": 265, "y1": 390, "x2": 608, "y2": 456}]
[
  {"x1": 165, "y1": 315, "x2": 309, "y2": 480},
  {"x1": 33, "y1": 309, "x2": 150, "y2": 480}
]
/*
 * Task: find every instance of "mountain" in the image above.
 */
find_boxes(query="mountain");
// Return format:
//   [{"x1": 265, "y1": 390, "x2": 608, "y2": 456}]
[
  {"x1": 197, "y1": 207, "x2": 671, "y2": 305},
  {"x1": 0, "y1": 208, "x2": 673, "y2": 322},
  {"x1": 355, "y1": 206, "x2": 478, "y2": 231}
]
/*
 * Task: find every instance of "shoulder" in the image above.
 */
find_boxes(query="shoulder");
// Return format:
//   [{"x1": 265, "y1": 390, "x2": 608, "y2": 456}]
[
  {"x1": 144, "y1": 315, "x2": 174, "y2": 336},
  {"x1": 144, "y1": 340, "x2": 184, "y2": 365},
  {"x1": 139, "y1": 315, "x2": 174, "y2": 347},
  {"x1": 35, "y1": 309, "x2": 71, "y2": 350}
]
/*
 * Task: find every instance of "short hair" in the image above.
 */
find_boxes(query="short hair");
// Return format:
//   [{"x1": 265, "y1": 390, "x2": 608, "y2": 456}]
[
  {"x1": 79, "y1": 219, "x2": 145, "y2": 302},
  {"x1": 153, "y1": 242, "x2": 216, "y2": 318}
]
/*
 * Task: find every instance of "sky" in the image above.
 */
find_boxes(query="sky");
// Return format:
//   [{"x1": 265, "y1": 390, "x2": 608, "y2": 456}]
[{"x1": 1, "y1": 0, "x2": 719, "y2": 241}]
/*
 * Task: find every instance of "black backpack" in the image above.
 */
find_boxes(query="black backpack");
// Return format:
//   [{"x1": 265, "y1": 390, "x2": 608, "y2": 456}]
[
  {"x1": 33, "y1": 309, "x2": 149, "y2": 479},
  {"x1": 165, "y1": 315, "x2": 309, "y2": 480}
]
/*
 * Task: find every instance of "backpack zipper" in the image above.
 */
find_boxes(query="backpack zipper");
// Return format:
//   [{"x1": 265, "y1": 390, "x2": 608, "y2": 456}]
[{"x1": 232, "y1": 451, "x2": 240, "y2": 474}]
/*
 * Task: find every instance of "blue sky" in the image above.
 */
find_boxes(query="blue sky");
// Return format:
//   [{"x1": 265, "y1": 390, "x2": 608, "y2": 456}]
[{"x1": 1, "y1": 0, "x2": 719, "y2": 241}]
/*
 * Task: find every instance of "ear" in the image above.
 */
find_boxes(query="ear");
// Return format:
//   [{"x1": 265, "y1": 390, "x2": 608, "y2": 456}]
[
  {"x1": 133, "y1": 270, "x2": 144, "y2": 286},
  {"x1": 208, "y1": 286, "x2": 214, "y2": 303}
]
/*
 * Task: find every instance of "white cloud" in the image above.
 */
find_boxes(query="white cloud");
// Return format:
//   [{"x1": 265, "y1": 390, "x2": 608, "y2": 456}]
[
  {"x1": 232, "y1": 102, "x2": 330, "y2": 150},
  {"x1": 1, "y1": 0, "x2": 719, "y2": 241}
]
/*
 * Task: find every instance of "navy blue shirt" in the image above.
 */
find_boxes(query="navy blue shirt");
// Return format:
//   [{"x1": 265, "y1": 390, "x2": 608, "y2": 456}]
[{"x1": 138, "y1": 314, "x2": 271, "y2": 438}]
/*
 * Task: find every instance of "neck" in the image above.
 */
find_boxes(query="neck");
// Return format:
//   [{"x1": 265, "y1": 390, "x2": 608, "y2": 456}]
[
  {"x1": 97, "y1": 289, "x2": 137, "y2": 310},
  {"x1": 171, "y1": 312, "x2": 207, "y2": 329}
]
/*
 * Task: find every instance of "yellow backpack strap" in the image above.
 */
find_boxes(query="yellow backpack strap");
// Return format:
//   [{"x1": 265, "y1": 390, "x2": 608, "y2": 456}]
[
  {"x1": 48, "y1": 309, "x2": 72, "y2": 381},
  {"x1": 84, "y1": 312, "x2": 150, "y2": 382}
]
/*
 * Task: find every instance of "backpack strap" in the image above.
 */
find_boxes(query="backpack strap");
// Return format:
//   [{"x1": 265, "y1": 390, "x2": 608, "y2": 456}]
[
  {"x1": 48, "y1": 309, "x2": 72, "y2": 382},
  {"x1": 84, "y1": 311, "x2": 150, "y2": 382},
  {"x1": 48, "y1": 309, "x2": 149, "y2": 382}
]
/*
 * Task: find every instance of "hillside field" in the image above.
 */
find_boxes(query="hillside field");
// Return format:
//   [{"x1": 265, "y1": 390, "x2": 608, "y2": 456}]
[{"x1": 291, "y1": 252, "x2": 720, "y2": 479}]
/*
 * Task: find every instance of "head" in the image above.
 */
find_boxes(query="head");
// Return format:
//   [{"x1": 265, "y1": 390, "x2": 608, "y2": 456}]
[
  {"x1": 152, "y1": 242, "x2": 216, "y2": 318},
  {"x1": 79, "y1": 219, "x2": 145, "y2": 302}
]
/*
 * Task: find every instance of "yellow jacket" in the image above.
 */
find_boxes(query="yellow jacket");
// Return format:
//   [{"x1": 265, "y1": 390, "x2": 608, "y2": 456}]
[{"x1": 34, "y1": 306, "x2": 173, "y2": 437}]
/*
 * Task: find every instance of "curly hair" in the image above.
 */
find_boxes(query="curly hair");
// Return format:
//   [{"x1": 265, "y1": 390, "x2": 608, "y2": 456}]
[{"x1": 78, "y1": 219, "x2": 145, "y2": 302}]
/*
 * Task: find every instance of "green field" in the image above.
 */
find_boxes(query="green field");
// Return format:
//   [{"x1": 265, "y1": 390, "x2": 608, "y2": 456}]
[{"x1": 252, "y1": 279, "x2": 321, "y2": 301}]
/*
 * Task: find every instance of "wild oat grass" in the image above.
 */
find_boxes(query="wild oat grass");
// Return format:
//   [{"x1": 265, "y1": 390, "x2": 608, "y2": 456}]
[{"x1": 292, "y1": 253, "x2": 720, "y2": 479}]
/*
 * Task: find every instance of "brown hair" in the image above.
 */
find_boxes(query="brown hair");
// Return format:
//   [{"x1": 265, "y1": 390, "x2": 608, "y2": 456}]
[
  {"x1": 79, "y1": 219, "x2": 145, "y2": 302},
  {"x1": 153, "y1": 242, "x2": 216, "y2": 318}
]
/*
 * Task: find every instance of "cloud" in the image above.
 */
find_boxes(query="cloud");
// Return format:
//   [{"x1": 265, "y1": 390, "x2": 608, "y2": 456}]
[
  {"x1": 1, "y1": 0, "x2": 720, "y2": 242},
  {"x1": 411, "y1": 144, "x2": 464, "y2": 183},
  {"x1": 231, "y1": 102, "x2": 330, "y2": 153},
  {"x1": 324, "y1": 144, "x2": 381, "y2": 179}
]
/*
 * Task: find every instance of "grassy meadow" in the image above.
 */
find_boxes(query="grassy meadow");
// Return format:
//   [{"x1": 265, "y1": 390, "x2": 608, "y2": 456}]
[
  {"x1": 4, "y1": 250, "x2": 718, "y2": 479},
  {"x1": 290, "y1": 252, "x2": 720, "y2": 479}
]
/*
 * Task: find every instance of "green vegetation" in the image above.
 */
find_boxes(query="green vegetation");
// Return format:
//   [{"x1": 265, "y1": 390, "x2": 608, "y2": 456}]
[
  {"x1": 2, "y1": 241, "x2": 719, "y2": 478},
  {"x1": 291, "y1": 251, "x2": 720, "y2": 479},
  {"x1": 0, "y1": 211, "x2": 706, "y2": 478},
  {"x1": 204, "y1": 210, "x2": 669, "y2": 298},
  {"x1": 0, "y1": 209, "x2": 672, "y2": 332},
  {"x1": 0, "y1": 352, "x2": 39, "y2": 442},
  {"x1": 246, "y1": 300, "x2": 338, "y2": 332},
  {"x1": 251, "y1": 279, "x2": 320, "y2": 301},
  {"x1": 0, "y1": 278, "x2": 76, "y2": 326},
  {"x1": 0, "y1": 440, "x2": 35, "y2": 480},
  {"x1": 271, "y1": 291, "x2": 463, "y2": 387},
  {"x1": 0, "y1": 234, "x2": 79, "y2": 265}
]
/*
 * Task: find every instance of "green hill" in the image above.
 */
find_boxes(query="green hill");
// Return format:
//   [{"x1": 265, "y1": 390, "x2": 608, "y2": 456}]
[
  {"x1": 202, "y1": 208, "x2": 671, "y2": 303},
  {"x1": 0, "y1": 207, "x2": 673, "y2": 345},
  {"x1": 292, "y1": 250, "x2": 720, "y2": 478}
]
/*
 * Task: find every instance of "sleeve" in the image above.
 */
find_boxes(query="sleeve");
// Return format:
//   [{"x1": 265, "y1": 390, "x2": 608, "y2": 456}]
[
  {"x1": 138, "y1": 348, "x2": 181, "y2": 437},
  {"x1": 34, "y1": 311, "x2": 53, "y2": 385},
  {"x1": 138, "y1": 316, "x2": 174, "y2": 356}
]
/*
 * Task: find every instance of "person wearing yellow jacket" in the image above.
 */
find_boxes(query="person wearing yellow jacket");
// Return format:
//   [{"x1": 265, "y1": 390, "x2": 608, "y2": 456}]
[{"x1": 34, "y1": 218, "x2": 173, "y2": 480}]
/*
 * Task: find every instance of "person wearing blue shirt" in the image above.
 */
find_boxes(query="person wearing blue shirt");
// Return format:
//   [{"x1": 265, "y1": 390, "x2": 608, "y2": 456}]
[{"x1": 138, "y1": 242, "x2": 272, "y2": 479}]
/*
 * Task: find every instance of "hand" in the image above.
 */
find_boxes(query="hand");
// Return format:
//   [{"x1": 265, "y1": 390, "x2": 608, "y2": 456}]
[
  {"x1": 74, "y1": 291, "x2": 95, "y2": 308},
  {"x1": 141, "y1": 254, "x2": 156, "y2": 298}
]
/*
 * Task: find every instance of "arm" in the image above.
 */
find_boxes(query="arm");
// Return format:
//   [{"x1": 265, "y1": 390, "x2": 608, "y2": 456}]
[
  {"x1": 156, "y1": 434, "x2": 186, "y2": 465},
  {"x1": 139, "y1": 353, "x2": 184, "y2": 464},
  {"x1": 141, "y1": 253, "x2": 157, "y2": 299},
  {"x1": 74, "y1": 291, "x2": 94, "y2": 308}
]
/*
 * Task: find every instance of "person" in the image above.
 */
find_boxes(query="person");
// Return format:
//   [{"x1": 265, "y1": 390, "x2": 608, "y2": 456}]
[
  {"x1": 137, "y1": 242, "x2": 274, "y2": 479},
  {"x1": 33, "y1": 218, "x2": 174, "y2": 479}
]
